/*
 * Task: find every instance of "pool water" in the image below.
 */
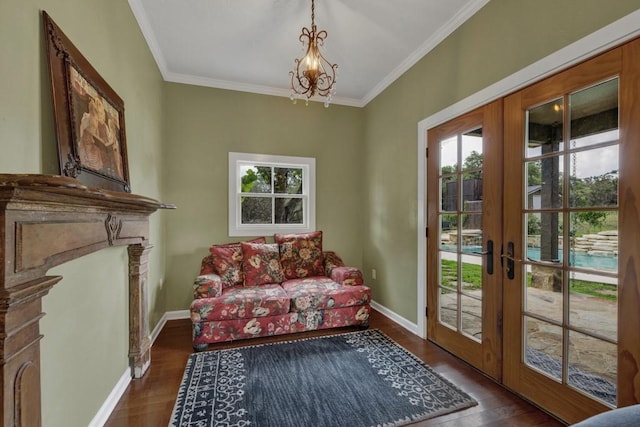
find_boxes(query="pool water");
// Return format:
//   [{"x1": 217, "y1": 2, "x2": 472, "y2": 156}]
[{"x1": 442, "y1": 244, "x2": 618, "y2": 271}]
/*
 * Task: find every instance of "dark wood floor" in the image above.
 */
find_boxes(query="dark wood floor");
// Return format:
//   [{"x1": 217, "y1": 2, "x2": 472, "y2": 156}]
[{"x1": 105, "y1": 310, "x2": 565, "y2": 426}]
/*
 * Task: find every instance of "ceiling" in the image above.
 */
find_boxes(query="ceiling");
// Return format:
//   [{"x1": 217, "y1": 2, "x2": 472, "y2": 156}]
[{"x1": 128, "y1": 0, "x2": 489, "y2": 107}]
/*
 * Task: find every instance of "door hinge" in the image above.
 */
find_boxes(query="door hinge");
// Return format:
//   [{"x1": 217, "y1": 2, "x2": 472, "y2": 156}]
[
  {"x1": 425, "y1": 306, "x2": 428, "y2": 317},
  {"x1": 426, "y1": 147, "x2": 429, "y2": 158},
  {"x1": 425, "y1": 227, "x2": 429, "y2": 238}
]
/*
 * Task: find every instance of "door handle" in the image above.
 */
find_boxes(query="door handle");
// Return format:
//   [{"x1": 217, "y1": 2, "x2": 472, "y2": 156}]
[
  {"x1": 501, "y1": 241, "x2": 521, "y2": 280},
  {"x1": 472, "y1": 240, "x2": 494, "y2": 275},
  {"x1": 486, "y1": 240, "x2": 494, "y2": 275}
]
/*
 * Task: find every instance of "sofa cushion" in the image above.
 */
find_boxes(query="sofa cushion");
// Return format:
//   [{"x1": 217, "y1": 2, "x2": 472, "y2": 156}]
[
  {"x1": 190, "y1": 284, "x2": 290, "y2": 322},
  {"x1": 242, "y1": 242, "x2": 285, "y2": 286},
  {"x1": 282, "y1": 277, "x2": 371, "y2": 311},
  {"x1": 275, "y1": 231, "x2": 324, "y2": 279},
  {"x1": 208, "y1": 237, "x2": 266, "y2": 288}
]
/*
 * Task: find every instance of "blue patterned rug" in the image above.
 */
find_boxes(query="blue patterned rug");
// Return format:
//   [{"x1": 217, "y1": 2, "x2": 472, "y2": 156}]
[{"x1": 170, "y1": 329, "x2": 477, "y2": 427}]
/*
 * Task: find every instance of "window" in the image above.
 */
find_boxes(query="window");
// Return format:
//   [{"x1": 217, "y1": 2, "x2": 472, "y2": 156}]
[{"x1": 228, "y1": 152, "x2": 316, "y2": 236}]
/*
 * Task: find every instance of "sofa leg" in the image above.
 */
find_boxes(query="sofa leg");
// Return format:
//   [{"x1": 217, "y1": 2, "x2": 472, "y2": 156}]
[{"x1": 193, "y1": 343, "x2": 209, "y2": 352}]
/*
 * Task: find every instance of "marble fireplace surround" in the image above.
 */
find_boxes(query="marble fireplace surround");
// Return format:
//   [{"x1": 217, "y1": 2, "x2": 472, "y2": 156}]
[{"x1": 0, "y1": 174, "x2": 173, "y2": 426}]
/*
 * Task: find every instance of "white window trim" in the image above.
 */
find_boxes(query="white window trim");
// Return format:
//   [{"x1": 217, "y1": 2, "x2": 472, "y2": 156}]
[{"x1": 228, "y1": 152, "x2": 316, "y2": 237}]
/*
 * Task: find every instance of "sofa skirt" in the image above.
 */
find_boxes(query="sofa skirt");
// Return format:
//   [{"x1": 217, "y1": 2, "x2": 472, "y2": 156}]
[{"x1": 192, "y1": 304, "x2": 371, "y2": 346}]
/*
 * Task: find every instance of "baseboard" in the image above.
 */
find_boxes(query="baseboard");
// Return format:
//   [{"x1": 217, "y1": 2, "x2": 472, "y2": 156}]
[
  {"x1": 370, "y1": 300, "x2": 420, "y2": 336},
  {"x1": 88, "y1": 368, "x2": 131, "y2": 427},
  {"x1": 150, "y1": 309, "x2": 190, "y2": 344}
]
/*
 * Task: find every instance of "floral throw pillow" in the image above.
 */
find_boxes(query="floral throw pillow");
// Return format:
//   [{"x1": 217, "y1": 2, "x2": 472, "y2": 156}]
[
  {"x1": 209, "y1": 237, "x2": 266, "y2": 288},
  {"x1": 275, "y1": 231, "x2": 324, "y2": 279},
  {"x1": 241, "y1": 242, "x2": 285, "y2": 286}
]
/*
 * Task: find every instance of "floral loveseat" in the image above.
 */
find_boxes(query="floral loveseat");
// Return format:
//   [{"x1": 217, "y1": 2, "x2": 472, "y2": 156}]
[{"x1": 190, "y1": 231, "x2": 371, "y2": 350}]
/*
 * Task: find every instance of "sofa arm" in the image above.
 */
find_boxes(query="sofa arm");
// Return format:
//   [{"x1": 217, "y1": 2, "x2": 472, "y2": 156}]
[
  {"x1": 330, "y1": 266, "x2": 364, "y2": 286},
  {"x1": 323, "y1": 251, "x2": 345, "y2": 276},
  {"x1": 324, "y1": 251, "x2": 364, "y2": 286},
  {"x1": 193, "y1": 274, "x2": 223, "y2": 299}
]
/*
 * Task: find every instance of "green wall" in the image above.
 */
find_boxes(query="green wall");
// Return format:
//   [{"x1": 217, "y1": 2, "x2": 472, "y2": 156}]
[
  {"x1": 2, "y1": 0, "x2": 640, "y2": 425},
  {"x1": 162, "y1": 84, "x2": 365, "y2": 311},
  {"x1": 0, "y1": 1, "x2": 166, "y2": 426},
  {"x1": 362, "y1": 0, "x2": 640, "y2": 322}
]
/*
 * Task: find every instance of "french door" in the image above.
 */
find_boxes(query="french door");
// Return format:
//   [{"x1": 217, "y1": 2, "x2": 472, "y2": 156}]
[
  {"x1": 426, "y1": 100, "x2": 503, "y2": 381},
  {"x1": 427, "y1": 38, "x2": 640, "y2": 423}
]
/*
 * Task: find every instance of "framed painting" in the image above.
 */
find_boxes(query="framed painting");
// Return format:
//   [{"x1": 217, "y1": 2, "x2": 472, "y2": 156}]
[{"x1": 43, "y1": 11, "x2": 131, "y2": 192}]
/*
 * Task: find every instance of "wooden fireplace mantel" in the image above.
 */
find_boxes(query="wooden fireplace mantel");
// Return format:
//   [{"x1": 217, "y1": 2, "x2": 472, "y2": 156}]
[{"x1": 0, "y1": 174, "x2": 174, "y2": 426}]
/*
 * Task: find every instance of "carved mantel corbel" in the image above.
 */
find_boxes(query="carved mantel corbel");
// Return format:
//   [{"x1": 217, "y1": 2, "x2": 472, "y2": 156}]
[{"x1": 0, "y1": 174, "x2": 174, "y2": 426}]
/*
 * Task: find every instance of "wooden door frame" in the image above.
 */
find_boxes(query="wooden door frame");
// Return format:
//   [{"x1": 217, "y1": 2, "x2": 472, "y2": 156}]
[
  {"x1": 416, "y1": 10, "x2": 640, "y2": 341},
  {"x1": 426, "y1": 100, "x2": 503, "y2": 380},
  {"x1": 502, "y1": 38, "x2": 640, "y2": 423}
]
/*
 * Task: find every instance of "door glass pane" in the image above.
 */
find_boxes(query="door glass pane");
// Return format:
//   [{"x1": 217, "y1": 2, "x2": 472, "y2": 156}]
[
  {"x1": 462, "y1": 128, "x2": 483, "y2": 171},
  {"x1": 568, "y1": 146, "x2": 618, "y2": 208},
  {"x1": 461, "y1": 294, "x2": 482, "y2": 342},
  {"x1": 525, "y1": 317, "x2": 563, "y2": 381},
  {"x1": 525, "y1": 264, "x2": 563, "y2": 323},
  {"x1": 526, "y1": 98, "x2": 564, "y2": 158},
  {"x1": 440, "y1": 214, "x2": 458, "y2": 251},
  {"x1": 569, "y1": 273, "x2": 617, "y2": 338},
  {"x1": 527, "y1": 213, "x2": 562, "y2": 263},
  {"x1": 569, "y1": 215, "x2": 618, "y2": 273},
  {"x1": 439, "y1": 254, "x2": 457, "y2": 290},
  {"x1": 439, "y1": 287, "x2": 457, "y2": 330},
  {"x1": 539, "y1": 156, "x2": 564, "y2": 209},
  {"x1": 568, "y1": 331, "x2": 617, "y2": 406},
  {"x1": 437, "y1": 126, "x2": 485, "y2": 337},
  {"x1": 461, "y1": 214, "x2": 482, "y2": 254},
  {"x1": 441, "y1": 176, "x2": 457, "y2": 212},
  {"x1": 522, "y1": 77, "x2": 619, "y2": 407},
  {"x1": 440, "y1": 136, "x2": 458, "y2": 173},
  {"x1": 569, "y1": 79, "x2": 618, "y2": 146}
]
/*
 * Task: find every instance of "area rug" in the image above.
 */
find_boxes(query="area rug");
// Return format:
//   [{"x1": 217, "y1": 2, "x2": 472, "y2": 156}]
[{"x1": 169, "y1": 329, "x2": 477, "y2": 427}]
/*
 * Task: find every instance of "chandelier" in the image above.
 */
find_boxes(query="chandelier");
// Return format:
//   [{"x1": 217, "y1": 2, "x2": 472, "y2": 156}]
[{"x1": 289, "y1": 0, "x2": 338, "y2": 107}]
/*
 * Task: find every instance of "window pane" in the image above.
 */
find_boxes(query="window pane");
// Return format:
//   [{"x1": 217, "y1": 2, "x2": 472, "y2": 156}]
[
  {"x1": 241, "y1": 166, "x2": 272, "y2": 193},
  {"x1": 274, "y1": 167, "x2": 303, "y2": 194},
  {"x1": 274, "y1": 197, "x2": 303, "y2": 224},
  {"x1": 241, "y1": 197, "x2": 271, "y2": 224}
]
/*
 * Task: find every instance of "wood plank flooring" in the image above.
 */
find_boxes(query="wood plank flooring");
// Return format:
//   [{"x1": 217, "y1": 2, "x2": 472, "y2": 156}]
[{"x1": 105, "y1": 310, "x2": 565, "y2": 426}]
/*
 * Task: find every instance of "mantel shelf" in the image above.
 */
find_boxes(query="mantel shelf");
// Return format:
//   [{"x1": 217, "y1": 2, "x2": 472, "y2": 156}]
[{"x1": 0, "y1": 173, "x2": 173, "y2": 426}]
